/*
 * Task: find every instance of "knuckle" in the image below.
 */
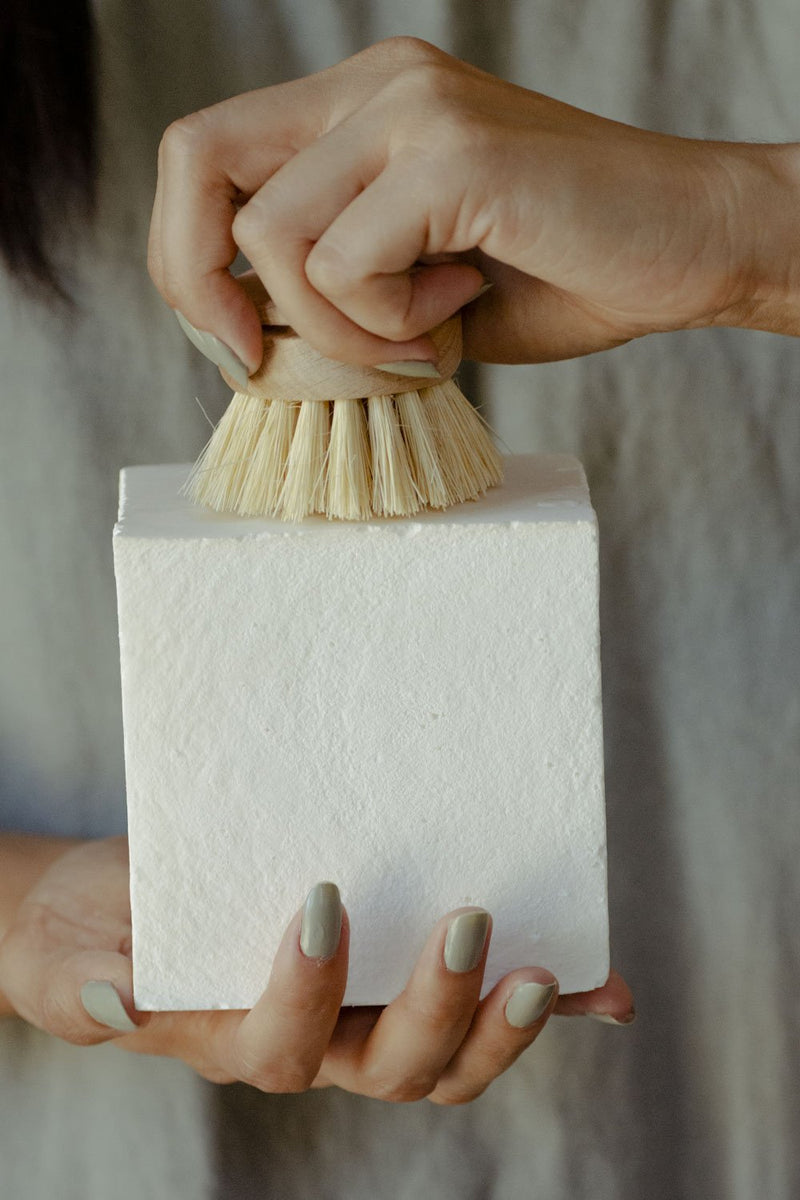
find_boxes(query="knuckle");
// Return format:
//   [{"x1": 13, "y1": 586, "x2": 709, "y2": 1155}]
[
  {"x1": 231, "y1": 192, "x2": 288, "y2": 257},
  {"x1": 373, "y1": 36, "x2": 442, "y2": 69},
  {"x1": 307, "y1": 246, "x2": 420, "y2": 340},
  {"x1": 248, "y1": 1063, "x2": 316, "y2": 1095},
  {"x1": 231, "y1": 1036, "x2": 316, "y2": 1095},
  {"x1": 364, "y1": 1066, "x2": 437, "y2": 1104},
  {"x1": 158, "y1": 111, "x2": 214, "y2": 166},
  {"x1": 371, "y1": 1078, "x2": 433, "y2": 1104},
  {"x1": 427, "y1": 1081, "x2": 487, "y2": 1107},
  {"x1": 357, "y1": 36, "x2": 440, "y2": 75},
  {"x1": 304, "y1": 240, "x2": 352, "y2": 299},
  {"x1": 230, "y1": 199, "x2": 263, "y2": 249},
  {"x1": 377, "y1": 67, "x2": 478, "y2": 166},
  {"x1": 385, "y1": 61, "x2": 458, "y2": 112}
]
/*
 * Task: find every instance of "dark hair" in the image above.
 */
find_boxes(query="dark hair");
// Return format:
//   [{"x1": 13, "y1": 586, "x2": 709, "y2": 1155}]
[{"x1": 0, "y1": 1, "x2": 97, "y2": 300}]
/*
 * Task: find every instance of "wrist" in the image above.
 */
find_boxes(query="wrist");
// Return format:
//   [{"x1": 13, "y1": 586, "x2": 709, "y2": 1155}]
[
  {"x1": 0, "y1": 833, "x2": 83, "y2": 1018},
  {"x1": 706, "y1": 141, "x2": 800, "y2": 336}
]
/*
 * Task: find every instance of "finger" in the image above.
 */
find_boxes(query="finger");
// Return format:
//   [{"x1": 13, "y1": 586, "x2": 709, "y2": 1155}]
[
  {"x1": 231, "y1": 121, "x2": 440, "y2": 368},
  {"x1": 153, "y1": 111, "x2": 266, "y2": 376},
  {"x1": 308, "y1": 1005, "x2": 384, "y2": 1088},
  {"x1": 328, "y1": 907, "x2": 491, "y2": 1103},
  {"x1": 148, "y1": 58, "x2": 385, "y2": 373},
  {"x1": 305, "y1": 157, "x2": 484, "y2": 340},
  {"x1": 148, "y1": 41, "x2": 460, "y2": 372},
  {"x1": 426, "y1": 967, "x2": 558, "y2": 1106},
  {"x1": 224, "y1": 883, "x2": 349, "y2": 1093},
  {"x1": 0, "y1": 933, "x2": 143, "y2": 1046},
  {"x1": 554, "y1": 967, "x2": 636, "y2": 1024}
]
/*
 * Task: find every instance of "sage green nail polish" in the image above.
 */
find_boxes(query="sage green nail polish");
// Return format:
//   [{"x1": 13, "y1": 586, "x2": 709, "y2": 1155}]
[
  {"x1": 175, "y1": 311, "x2": 251, "y2": 388},
  {"x1": 80, "y1": 981, "x2": 138, "y2": 1032},
  {"x1": 505, "y1": 981, "x2": 556, "y2": 1028},
  {"x1": 588, "y1": 1010, "x2": 637, "y2": 1026},
  {"x1": 375, "y1": 360, "x2": 441, "y2": 379},
  {"x1": 300, "y1": 882, "x2": 342, "y2": 961},
  {"x1": 465, "y1": 280, "x2": 495, "y2": 303},
  {"x1": 443, "y1": 910, "x2": 490, "y2": 973}
]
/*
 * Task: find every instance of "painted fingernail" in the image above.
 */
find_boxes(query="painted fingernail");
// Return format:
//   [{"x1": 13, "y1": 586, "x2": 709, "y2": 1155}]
[
  {"x1": 80, "y1": 981, "x2": 138, "y2": 1032},
  {"x1": 443, "y1": 910, "x2": 490, "y2": 974},
  {"x1": 588, "y1": 1009, "x2": 637, "y2": 1026},
  {"x1": 505, "y1": 981, "x2": 557, "y2": 1028},
  {"x1": 300, "y1": 882, "x2": 342, "y2": 961},
  {"x1": 375, "y1": 360, "x2": 442, "y2": 379},
  {"x1": 175, "y1": 311, "x2": 251, "y2": 389},
  {"x1": 465, "y1": 280, "x2": 495, "y2": 304}
]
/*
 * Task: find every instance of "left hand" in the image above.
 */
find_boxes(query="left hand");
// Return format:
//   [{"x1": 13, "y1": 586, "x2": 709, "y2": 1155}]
[{"x1": 0, "y1": 836, "x2": 634, "y2": 1105}]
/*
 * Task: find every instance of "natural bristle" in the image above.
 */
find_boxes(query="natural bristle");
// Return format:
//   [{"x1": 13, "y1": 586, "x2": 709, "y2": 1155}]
[
  {"x1": 186, "y1": 379, "x2": 502, "y2": 522},
  {"x1": 395, "y1": 390, "x2": 449, "y2": 510},
  {"x1": 183, "y1": 391, "x2": 268, "y2": 513},
  {"x1": 279, "y1": 400, "x2": 330, "y2": 521},
  {"x1": 327, "y1": 398, "x2": 372, "y2": 521},
  {"x1": 237, "y1": 398, "x2": 297, "y2": 516},
  {"x1": 425, "y1": 381, "x2": 503, "y2": 504},
  {"x1": 368, "y1": 395, "x2": 421, "y2": 517}
]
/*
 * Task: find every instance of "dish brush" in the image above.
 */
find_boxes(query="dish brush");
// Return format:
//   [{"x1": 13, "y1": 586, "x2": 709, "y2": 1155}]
[{"x1": 183, "y1": 271, "x2": 503, "y2": 522}]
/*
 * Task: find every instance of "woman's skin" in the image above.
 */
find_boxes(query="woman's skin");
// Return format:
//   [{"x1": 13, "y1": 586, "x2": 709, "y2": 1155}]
[
  {"x1": 0, "y1": 835, "x2": 633, "y2": 1104},
  {"x1": 148, "y1": 37, "x2": 799, "y2": 385}
]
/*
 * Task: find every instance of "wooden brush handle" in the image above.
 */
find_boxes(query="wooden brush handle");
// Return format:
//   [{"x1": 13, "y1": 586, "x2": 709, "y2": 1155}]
[{"x1": 220, "y1": 270, "x2": 463, "y2": 400}]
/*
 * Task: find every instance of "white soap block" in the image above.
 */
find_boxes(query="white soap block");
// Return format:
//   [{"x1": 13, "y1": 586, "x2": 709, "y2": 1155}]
[{"x1": 113, "y1": 455, "x2": 608, "y2": 1009}]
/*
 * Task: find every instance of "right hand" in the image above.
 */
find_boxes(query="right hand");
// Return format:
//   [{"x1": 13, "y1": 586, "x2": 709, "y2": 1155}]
[
  {"x1": 0, "y1": 835, "x2": 634, "y2": 1104},
  {"x1": 148, "y1": 37, "x2": 799, "y2": 377}
]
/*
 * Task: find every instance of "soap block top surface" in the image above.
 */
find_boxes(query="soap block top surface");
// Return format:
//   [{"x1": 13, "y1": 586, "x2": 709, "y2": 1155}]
[{"x1": 115, "y1": 455, "x2": 593, "y2": 539}]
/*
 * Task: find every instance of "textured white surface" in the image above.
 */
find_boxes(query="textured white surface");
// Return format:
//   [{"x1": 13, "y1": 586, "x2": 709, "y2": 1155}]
[{"x1": 113, "y1": 455, "x2": 608, "y2": 1008}]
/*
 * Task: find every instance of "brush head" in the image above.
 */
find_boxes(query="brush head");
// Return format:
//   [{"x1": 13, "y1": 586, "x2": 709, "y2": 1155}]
[{"x1": 183, "y1": 273, "x2": 503, "y2": 522}]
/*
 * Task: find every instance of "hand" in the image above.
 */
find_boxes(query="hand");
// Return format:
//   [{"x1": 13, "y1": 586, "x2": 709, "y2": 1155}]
[
  {"x1": 0, "y1": 836, "x2": 634, "y2": 1105},
  {"x1": 148, "y1": 37, "x2": 799, "y2": 378}
]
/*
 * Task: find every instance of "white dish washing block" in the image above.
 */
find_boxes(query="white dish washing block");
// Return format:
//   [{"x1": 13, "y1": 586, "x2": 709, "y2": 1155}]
[{"x1": 113, "y1": 454, "x2": 609, "y2": 1009}]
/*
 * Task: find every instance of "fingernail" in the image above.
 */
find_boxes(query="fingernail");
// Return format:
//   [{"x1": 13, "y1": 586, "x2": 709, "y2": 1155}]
[
  {"x1": 505, "y1": 981, "x2": 557, "y2": 1028},
  {"x1": 175, "y1": 311, "x2": 251, "y2": 389},
  {"x1": 300, "y1": 882, "x2": 342, "y2": 961},
  {"x1": 80, "y1": 981, "x2": 138, "y2": 1032},
  {"x1": 587, "y1": 1009, "x2": 637, "y2": 1026},
  {"x1": 465, "y1": 280, "x2": 495, "y2": 304},
  {"x1": 443, "y1": 910, "x2": 490, "y2": 974},
  {"x1": 375, "y1": 360, "x2": 442, "y2": 379}
]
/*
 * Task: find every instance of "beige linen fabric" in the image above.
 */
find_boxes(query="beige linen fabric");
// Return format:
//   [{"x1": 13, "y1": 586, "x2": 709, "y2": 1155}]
[{"x1": 1, "y1": 2, "x2": 798, "y2": 1197}]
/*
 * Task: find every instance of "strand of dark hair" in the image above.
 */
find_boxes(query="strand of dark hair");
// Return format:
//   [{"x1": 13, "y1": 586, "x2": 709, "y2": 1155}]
[{"x1": 0, "y1": 1, "x2": 97, "y2": 301}]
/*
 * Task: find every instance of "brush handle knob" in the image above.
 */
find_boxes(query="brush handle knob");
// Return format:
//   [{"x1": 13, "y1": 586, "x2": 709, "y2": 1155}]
[{"x1": 220, "y1": 270, "x2": 463, "y2": 400}]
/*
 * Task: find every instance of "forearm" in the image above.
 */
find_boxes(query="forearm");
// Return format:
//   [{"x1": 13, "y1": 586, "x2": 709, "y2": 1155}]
[
  {"x1": 706, "y1": 141, "x2": 800, "y2": 338},
  {"x1": 0, "y1": 833, "x2": 82, "y2": 1017}
]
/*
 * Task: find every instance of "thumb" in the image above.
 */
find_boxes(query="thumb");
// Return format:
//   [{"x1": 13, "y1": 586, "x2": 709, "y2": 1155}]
[{"x1": 4, "y1": 939, "x2": 145, "y2": 1044}]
